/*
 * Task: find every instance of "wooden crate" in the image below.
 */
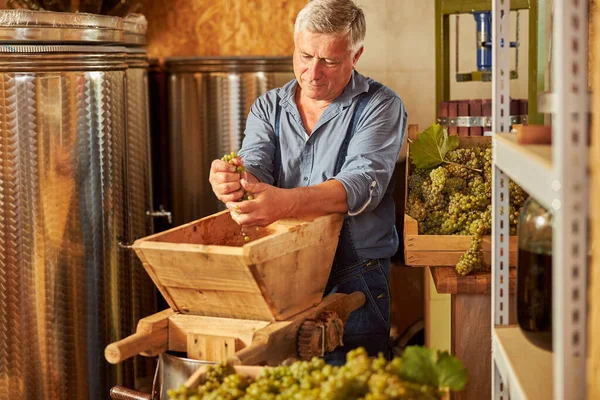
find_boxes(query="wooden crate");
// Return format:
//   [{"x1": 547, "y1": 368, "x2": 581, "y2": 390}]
[
  {"x1": 133, "y1": 210, "x2": 344, "y2": 321},
  {"x1": 403, "y1": 126, "x2": 517, "y2": 267}
]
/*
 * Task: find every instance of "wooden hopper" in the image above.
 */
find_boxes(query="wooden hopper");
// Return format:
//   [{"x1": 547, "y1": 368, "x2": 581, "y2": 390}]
[{"x1": 133, "y1": 211, "x2": 345, "y2": 321}]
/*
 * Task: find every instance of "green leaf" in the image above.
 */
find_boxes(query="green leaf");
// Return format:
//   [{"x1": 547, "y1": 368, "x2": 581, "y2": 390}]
[
  {"x1": 409, "y1": 124, "x2": 460, "y2": 169},
  {"x1": 399, "y1": 346, "x2": 468, "y2": 392},
  {"x1": 398, "y1": 346, "x2": 439, "y2": 387},
  {"x1": 436, "y1": 351, "x2": 469, "y2": 391}
]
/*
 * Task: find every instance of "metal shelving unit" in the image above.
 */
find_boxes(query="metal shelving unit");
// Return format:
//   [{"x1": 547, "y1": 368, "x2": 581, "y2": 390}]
[{"x1": 491, "y1": 0, "x2": 589, "y2": 397}]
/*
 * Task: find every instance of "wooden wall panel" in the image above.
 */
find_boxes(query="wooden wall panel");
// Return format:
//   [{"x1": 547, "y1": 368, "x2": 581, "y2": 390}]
[{"x1": 139, "y1": 0, "x2": 307, "y2": 58}]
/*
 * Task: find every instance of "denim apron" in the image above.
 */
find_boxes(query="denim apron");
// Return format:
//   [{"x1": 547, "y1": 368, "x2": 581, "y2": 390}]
[{"x1": 274, "y1": 81, "x2": 392, "y2": 365}]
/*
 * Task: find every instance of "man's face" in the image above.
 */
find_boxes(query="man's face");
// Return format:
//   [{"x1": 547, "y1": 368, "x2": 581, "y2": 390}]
[{"x1": 293, "y1": 30, "x2": 363, "y2": 103}]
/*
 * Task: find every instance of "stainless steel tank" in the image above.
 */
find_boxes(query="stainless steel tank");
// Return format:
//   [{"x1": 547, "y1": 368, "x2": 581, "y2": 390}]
[
  {"x1": 164, "y1": 57, "x2": 294, "y2": 225},
  {"x1": 109, "y1": 352, "x2": 215, "y2": 400},
  {"x1": 123, "y1": 14, "x2": 160, "y2": 391},
  {"x1": 0, "y1": 10, "x2": 136, "y2": 399}
]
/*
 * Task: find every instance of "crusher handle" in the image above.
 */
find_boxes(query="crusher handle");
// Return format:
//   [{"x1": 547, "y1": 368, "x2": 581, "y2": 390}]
[
  {"x1": 105, "y1": 332, "x2": 152, "y2": 364},
  {"x1": 226, "y1": 337, "x2": 269, "y2": 366},
  {"x1": 109, "y1": 386, "x2": 152, "y2": 400},
  {"x1": 344, "y1": 291, "x2": 366, "y2": 317}
]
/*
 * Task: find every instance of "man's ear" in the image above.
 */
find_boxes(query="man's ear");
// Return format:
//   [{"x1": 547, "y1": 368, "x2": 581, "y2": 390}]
[{"x1": 353, "y1": 46, "x2": 364, "y2": 67}]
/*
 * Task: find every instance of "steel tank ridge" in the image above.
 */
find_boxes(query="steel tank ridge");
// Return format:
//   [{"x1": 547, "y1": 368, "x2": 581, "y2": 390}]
[
  {"x1": 165, "y1": 55, "x2": 293, "y2": 73},
  {"x1": 0, "y1": 9, "x2": 123, "y2": 44},
  {"x1": 0, "y1": 9, "x2": 155, "y2": 399}
]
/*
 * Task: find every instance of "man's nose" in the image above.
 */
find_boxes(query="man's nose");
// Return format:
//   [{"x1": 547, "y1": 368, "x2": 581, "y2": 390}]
[{"x1": 306, "y1": 59, "x2": 322, "y2": 81}]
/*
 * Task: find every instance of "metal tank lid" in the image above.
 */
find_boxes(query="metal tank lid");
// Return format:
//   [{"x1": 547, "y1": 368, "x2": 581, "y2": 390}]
[
  {"x1": 123, "y1": 14, "x2": 147, "y2": 46},
  {"x1": 0, "y1": 9, "x2": 123, "y2": 44},
  {"x1": 165, "y1": 56, "x2": 293, "y2": 73}
]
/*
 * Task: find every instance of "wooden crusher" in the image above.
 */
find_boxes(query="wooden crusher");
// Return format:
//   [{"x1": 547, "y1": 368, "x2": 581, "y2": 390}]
[{"x1": 105, "y1": 211, "x2": 365, "y2": 391}]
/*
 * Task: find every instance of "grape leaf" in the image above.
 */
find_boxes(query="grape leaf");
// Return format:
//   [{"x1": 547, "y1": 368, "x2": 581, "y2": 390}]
[
  {"x1": 409, "y1": 124, "x2": 460, "y2": 169},
  {"x1": 436, "y1": 351, "x2": 469, "y2": 391},
  {"x1": 398, "y1": 346, "x2": 439, "y2": 387},
  {"x1": 399, "y1": 346, "x2": 468, "y2": 392}
]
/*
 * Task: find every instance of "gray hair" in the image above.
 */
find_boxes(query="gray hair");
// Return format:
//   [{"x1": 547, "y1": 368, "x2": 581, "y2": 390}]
[{"x1": 294, "y1": 0, "x2": 366, "y2": 56}]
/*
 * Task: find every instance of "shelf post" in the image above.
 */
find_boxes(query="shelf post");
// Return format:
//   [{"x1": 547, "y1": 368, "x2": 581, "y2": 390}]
[
  {"x1": 552, "y1": 0, "x2": 589, "y2": 397},
  {"x1": 491, "y1": 0, "x2": 511, "y2": 398}
]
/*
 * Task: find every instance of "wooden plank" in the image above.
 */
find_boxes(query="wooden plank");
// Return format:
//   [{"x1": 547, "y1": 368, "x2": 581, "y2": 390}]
[
  {"x1": 439, "y1": 101, "x2": 449, "y2": 127},
  {"x1": 452, "y1": 294, "x2": 516, "y2": 400},
  {"x1": 248, "y1": 214, "x2": 343, "y2": 320},
  {"x1": 403, "y1": 215, "x2": 419, "y2": 236},
  {"x1": 405, "y1": 232, "x2": 518, "y2": 252},
  {"x1": 135, "y1": 260, "x2": 178, "y2": 314},
  {"x1": 431, "y1": 267, "x2": 516, "y2": 295},
  {"x1": 164, "y1": 287, "x2": 275, "y2": 320},
  {"x1": 448, "y1": 101, "x2": 458, "y2": 136},
  {"x1": 168, "y1": 314, "x2": 270, "y2": 353},
  {"x1": 452, "y1": 294, "x2": 491, "y2": 400},
  {"x1": 458, "y1": 100, "x2": 469, "y2": 137},
  {"x1": 138, "y1": 246, "x2": 260, "y2": 293},
  {"x1": 482, "y1": 99, "x2": 492, "y2": 122},
  {"x1": 136, "y1": 309, "x2": 175, "y2": 356},
  {"x1": 246, "y1": 214, "x2": 343, "y2": 265},
  {"x1": 251, "y1": 241, "x2": 338, "y2": 320},
  {"x1": 136, "y1": 240, "x2": 273, "y2": 320},
  {"x1": 187, "y1": 334, "x2": 240, "y2": 362},
  {"x1": 493, "y1": 326, "x2": 553, "y2": 399},
  {"x1": 405, "y1": 250, "x2": 517, "y2": 268},
  {"x1": 469, "y1": 99, "x2": 483, "y2": 136},
  {"x1": 137, "y1": 210, "x2": 235, "y2": 244}
]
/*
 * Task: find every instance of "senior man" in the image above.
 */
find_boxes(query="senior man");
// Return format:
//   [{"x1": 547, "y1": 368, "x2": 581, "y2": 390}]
[{"x1": 209, "y1": 0, "x2": 407, "y2": 364}]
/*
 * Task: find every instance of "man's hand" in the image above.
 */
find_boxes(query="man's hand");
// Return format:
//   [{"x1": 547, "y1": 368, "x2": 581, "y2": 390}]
[
  {"x1": 226, "y1": 179, "x2": 349, "y2": 227},
  {"x1": 225, "y1": 179, "x2": 294, "y2": 227},
  {"x1": 208, "y1": 157, "x2": 245, "y2": 203}
]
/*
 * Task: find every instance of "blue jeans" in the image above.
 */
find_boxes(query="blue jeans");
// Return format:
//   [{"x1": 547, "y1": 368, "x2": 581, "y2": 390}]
[{"x1": 324, "y1": 258, "x2": 392, "y2": 366}]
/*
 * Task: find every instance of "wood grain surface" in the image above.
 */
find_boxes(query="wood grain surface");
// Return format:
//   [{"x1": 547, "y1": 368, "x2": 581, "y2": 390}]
[
  {"x1": 139, "y1": 0, "x2": 306, "y2": 58},
  {"x1": 431, "y1": 267, "x2": 516, "y2": 295},
  {"x1": 451, "y1": 293, "x2": 516, "y2": 400}
]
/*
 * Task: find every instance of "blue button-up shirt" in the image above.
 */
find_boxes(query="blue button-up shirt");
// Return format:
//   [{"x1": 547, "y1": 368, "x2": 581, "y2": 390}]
[{"x1": 239, "y1": 70, "x2": 407, "y2": 260}]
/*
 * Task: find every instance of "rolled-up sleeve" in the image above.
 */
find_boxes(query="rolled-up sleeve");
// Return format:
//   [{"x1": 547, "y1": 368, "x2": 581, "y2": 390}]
[
  {"x1": 238, "y1": 96, "x2": 277, "y2": 185},
  {"x1": 333, "y1": 93, "x2": 407, "y2": 215}
]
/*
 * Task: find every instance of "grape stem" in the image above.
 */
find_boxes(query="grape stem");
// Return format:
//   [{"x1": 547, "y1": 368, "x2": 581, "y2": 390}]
[{"x1": 442, "y1": 160, "x2": 482, "y2": 173}]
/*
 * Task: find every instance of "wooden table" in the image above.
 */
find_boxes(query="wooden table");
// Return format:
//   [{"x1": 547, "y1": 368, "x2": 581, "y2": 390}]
[{"x1": 430, "y1": 267, "x2": 516, "y2": 400}]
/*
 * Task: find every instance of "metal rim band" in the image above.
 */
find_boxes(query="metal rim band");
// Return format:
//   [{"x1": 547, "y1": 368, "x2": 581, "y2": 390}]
[{"x1": 437, "y1": 115, "x2": 528, "y2": 128}]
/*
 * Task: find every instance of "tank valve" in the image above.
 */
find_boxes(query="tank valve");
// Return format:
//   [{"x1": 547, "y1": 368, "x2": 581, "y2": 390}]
[{"x1": 146, "y1": 205, "x2": 172, "y2": 224}]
